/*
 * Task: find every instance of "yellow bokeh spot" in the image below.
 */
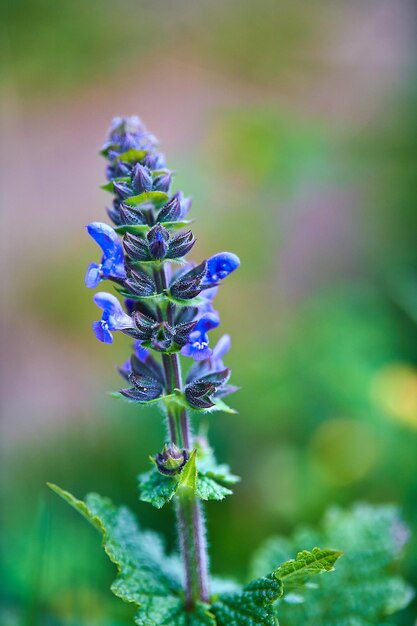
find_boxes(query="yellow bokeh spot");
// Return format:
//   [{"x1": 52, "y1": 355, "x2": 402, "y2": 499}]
[
  {"x1": 309, "y1": 418, "x2": 379, "y2": 486},
  {"x1": 371, "y1": 363, "x2": 417, "y2": 429}
]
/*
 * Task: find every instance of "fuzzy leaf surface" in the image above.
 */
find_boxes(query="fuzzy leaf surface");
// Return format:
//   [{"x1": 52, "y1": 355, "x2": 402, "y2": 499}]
[
  {"x1": 211, "y1": 573, "x2": 283, "y2": 626},
  {"x1": 48, "y1": 485, "x2": 215, "y2": 626},
  {"x1": 250, "y1": 504, "x2": 414, "y2": 625}
]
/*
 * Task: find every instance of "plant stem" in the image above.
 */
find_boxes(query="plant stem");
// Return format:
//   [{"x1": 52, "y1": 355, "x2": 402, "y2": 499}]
[{"x1": 157, "y1": 264, "x2": 210, "y2": 607}]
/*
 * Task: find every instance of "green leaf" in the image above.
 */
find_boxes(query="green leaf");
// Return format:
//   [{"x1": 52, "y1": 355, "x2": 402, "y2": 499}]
[
  {"x1": 195, "y1": 475, "x2": 233, "y2": 501},
  {"x1": 211, "y1": 573, "x2": 283, "y2": 626},
  {"x1": 178, "y1": 450, "x2": 198, "y2": 491},
  {"x1": 125, "y1": 191, "x2": 169, "y2": 209},
  {"x1": 138, "y1": 470, "x2": 178, "y2": 509},
  {"x1": 203, "y1": 465, "x2": 240, "y2": 486},
  {"x1": 274, "y1": 547, "x2": 342, "y2": 596},
  {"x1": 250, "y1": 504, "x2": 414, "y2": 625},
  {"x1": 48, "y1": 484, "x2": 215, "y2": 626},
  {"x1": 115, "y1": 148, "x2": 148, "y2": 163}
]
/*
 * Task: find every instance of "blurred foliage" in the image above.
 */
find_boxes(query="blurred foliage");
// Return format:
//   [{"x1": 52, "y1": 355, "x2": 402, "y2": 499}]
[{"x1": 251, "y1": 504, "x2": 414, "y2": 624}]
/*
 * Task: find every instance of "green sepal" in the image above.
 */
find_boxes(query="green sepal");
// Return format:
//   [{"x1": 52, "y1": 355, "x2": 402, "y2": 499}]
[
  {"x1": 101, "y1": 177, "x2": 130, "y2": 192},
  {"x1": 114, "y1": 287, "x2": 162, "y2": 302},
  {"x1": 109, "y1": 391, "x2": 176, "y2": 406},
  {"x1": 151, "y1": 168, "x2": 170, "y2": 177},
  {"x1": 114, "y1": 286, "x2": 203, "y2": 308},
  {"x1": 114, "y1": 220, "x2": 193, "y2": 236},
  {"x1": 178, "y1": 449, "x2": 198, "y2": 491},
  {"x1": 186, "y1": 395, "x2": 238, "y2": 415},
  {"x1": 48, "y1": 484, "x2": 215, "y2": 626},
  {"x1": 115, "y1": 148, "x2": 148, "y2": 163},
  {"x1": 125, "y1": 191, "x2": 169, "y2": 209}
]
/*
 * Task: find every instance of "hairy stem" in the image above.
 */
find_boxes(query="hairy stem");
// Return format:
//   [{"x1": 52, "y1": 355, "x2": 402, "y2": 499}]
[{"x1": 157, "y1": 264, "x2": 210, "y2": 607}]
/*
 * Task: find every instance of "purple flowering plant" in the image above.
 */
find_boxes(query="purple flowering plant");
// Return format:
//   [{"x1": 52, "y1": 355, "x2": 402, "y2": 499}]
[{"x1": 48, "y1": 116, "x2": 349, "y2": 625}]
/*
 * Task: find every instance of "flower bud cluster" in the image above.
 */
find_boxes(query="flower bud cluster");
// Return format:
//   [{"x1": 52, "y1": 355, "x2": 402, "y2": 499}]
[{"x1": 85, "y1": 116, "x2": 240, "y2": 410}]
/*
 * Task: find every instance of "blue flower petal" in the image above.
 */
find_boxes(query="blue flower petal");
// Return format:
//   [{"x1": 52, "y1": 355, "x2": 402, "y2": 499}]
[
  {"x1": 181, "y1": 312, "x2": 220, "y2": 361},
  {"x1": 92, "y1": 293, "x2": 132, "y2": 343},
  {"x1": 86, "y1": 222, "x2": 126, "y2": 282},
  {"x1": 85, "y1": 263, "x2": 102, "y2": 288},
  {"x1": 203, "y1": 252, "x2": 240, "y2": 285},
  {"x1": 92, "y1": 320, "x2": 113, "y2": 344},
  {"x1": 195, "y1": 312, "x2": 220, "y2": 334}
]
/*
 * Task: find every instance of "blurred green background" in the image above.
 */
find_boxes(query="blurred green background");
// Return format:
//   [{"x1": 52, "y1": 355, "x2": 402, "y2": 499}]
[{"x1": 1, "y1": 0, "x2": 417, "y2": 624}]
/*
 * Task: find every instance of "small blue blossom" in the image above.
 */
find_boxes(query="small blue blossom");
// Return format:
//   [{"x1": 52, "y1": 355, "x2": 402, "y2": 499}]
[
  {"x1": 85, "y1": 222, "x2": 126, "y2": 288},
  {"x1": 181, "y1": 312, "x2": 220, "y2": 361},
  {"x1": 92, "y1": 292, "x2": 133, "y2": 343},
  {"x1": 203, "y1": 252, "x2": 240, "y2": 286}
]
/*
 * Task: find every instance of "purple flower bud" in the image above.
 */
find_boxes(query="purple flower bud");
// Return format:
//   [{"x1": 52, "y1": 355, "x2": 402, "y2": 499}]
[
  {"x1": 113, "y1": 181, "x2": 132, "y2": 200},
  {"x1": 155, "y1": 444, "x2": 189, "y2": 475},
  {"x1": 147, "y1": 224, "x2": 170, "y2": 259},
  {"x1": 131, "y1": 163, "x2": 153, "y2": 194},
  {"x1": 152, "y1": 172, "x2": 172, "y2": 193},
  {"x1": 85, "y1": 222, "x2": 126, "y2": 287},
  {"x1": 185, "y1": 369, "x2": 230, "y2": 409},
  {"x1": 203, "y1": 252, "x2": 240, "y2": 286},
  {"x1": 92, "y1": 292, "x2": 133, "y2": 343},
  {"x1": 143, "y1": 153, "x2": 166, "y2": 170},
  {"x1": 158, "y1": 194, "x2": 182, "y2": 223}
]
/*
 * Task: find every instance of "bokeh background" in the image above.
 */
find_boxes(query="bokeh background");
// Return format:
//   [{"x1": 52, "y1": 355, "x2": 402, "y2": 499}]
[{"x1": 1, "y1": 0, "x2": 417, "y2": 624}]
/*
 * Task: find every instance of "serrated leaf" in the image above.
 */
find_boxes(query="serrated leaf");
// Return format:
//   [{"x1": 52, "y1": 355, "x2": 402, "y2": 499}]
[
  {"x1": 211, "y1": 573, "x2": 283, "y2": 626},
  {"x1": 195, "y1": 475, "x2": 233, "y2": 501},
  {"x1": 250, "y1": 504, "x2": 414, "y2": 625},
  {"x1": 138, "y1": 470, "x2": 178, "y2": 509},
  {"x1": 274, "y1": 547, "x2": 342, "y2": 595},
  {"x1": 125, "y1": 191, "x2": 169, "y2": 209},
  {"x1": 203, "y1": 465, "x2": 240, "y2": 486},
  {"x1": 48, "y1": 485, "x2": 214, "y2": 626}
]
